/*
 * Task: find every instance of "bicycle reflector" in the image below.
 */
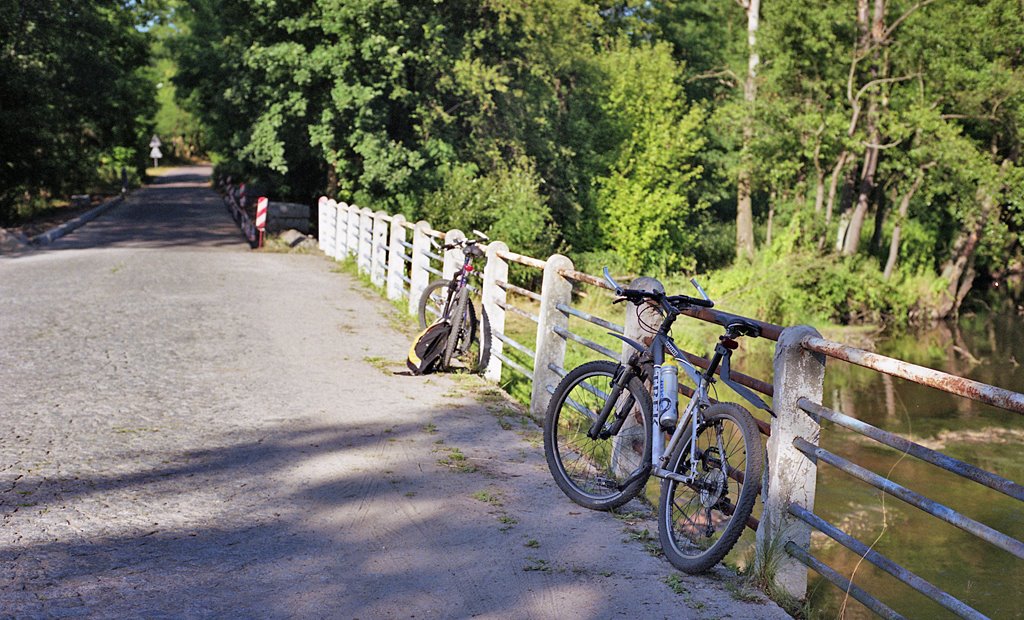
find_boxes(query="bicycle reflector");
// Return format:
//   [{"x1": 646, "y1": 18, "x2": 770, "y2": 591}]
[
  {"x1": 464, "y1": 264, "x2": 474, "y2": 272},
  {"x1": 721, "y1": 337, "x2": 739, "y2": 350}
]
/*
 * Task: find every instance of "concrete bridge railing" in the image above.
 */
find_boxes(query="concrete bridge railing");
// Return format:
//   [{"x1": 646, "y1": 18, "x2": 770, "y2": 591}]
[{"x1": 315, "y1": 197, "x2": 1023, "y2": 618}]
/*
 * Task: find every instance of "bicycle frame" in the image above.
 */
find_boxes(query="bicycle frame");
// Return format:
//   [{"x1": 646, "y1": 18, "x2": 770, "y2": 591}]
[
  {"x1": 611, "y1": 307, "x2": 766, "y2": 487},
  {"x1": 439, "y1": 248, "x2": 477, "y2": 321}
]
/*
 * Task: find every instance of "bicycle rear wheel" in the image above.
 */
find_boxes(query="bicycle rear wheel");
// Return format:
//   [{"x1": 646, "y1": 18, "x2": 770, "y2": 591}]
[
  {"x1": 544, "y1": 360, "x2": 652, "y2": 511},
  {"x1": 657, "y1": 402, "x2": 764, "y2": 573},
  {"x1": 445, "y1": 302, "x2": 491, "y2": 374}
]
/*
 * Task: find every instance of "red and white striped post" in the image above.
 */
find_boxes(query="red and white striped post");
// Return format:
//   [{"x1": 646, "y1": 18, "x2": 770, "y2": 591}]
[{"x1": 256, "y1": 196, "x2": 268, "y2": 247}]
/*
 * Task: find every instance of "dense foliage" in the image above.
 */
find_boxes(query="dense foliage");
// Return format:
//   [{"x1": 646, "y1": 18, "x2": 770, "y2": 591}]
[
  {"x1": 0, "y1": 1, "x2": 162, "y2": 224},
  {"x1": 5, "y1": 1, "x2": 1020, "y2": 325}
]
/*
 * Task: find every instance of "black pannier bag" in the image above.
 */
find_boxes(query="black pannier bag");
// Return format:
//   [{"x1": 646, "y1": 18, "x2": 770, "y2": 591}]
[{"x1": 407, "y1": 321, "x2": 451, "y2": 375}]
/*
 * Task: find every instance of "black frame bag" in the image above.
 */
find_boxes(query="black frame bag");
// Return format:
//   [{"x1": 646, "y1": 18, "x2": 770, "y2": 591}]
[{"x1": 407, "y1": 321, "x2": 451, "y2": 375}]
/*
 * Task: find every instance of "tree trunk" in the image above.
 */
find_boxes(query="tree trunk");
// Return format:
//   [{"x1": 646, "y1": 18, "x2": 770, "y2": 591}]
[
  {"x1": 842, "y1": 0, "x2": 888, "y2": 257},
  {"x1": 735, "y1": 0, "x2": 760, "y2": 261},
  {"x1": 842, "y1": 135, "x2": 880, "y2": 256},
  {"x1": 326, "y1": 163, "x2": 339, "y2": 196},
  {"x1": 883, "y1": 164, "x2": 929, "y2": 280},
  {"x1": 820, "y1": 151, "x2": 849, "y2": 250},
  {"x1": 937, "y1": 164, "x2": 1007, "y2": 317},
  {"x1": 870, "y1": 180, "x2": 887, "y2": 253}
]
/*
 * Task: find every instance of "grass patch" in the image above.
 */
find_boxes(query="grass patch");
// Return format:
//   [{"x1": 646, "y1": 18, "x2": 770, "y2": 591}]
[
  {"x1": 435, "y1": 446, "x2": 478, "y2": 473},
  {"x1": 472, "y1": 490, "x2": 504, "y2": 506},
  {"x1": 662, "y1": 573, "x2": 689, "y2": 595},
  {"x1": 362, "y1": 355, "x2": 397, "y2": 373},
  {"x1": 497, "y1": 515, "x2": 518, "y2": 531}
]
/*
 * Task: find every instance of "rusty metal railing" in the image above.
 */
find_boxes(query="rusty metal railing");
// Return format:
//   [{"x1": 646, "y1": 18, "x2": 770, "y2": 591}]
[{"x1": 781, "y1": 335, "x2": 1024, "y2": 619}]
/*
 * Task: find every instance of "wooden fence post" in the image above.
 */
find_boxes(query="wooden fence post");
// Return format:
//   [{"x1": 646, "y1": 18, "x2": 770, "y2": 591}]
[
  {"x1": 757, "y1": 325, "x2": 825, "y2": 600},
  {"x1": 371, "y1": 211, "x2": 389, "y2": 287},
  {"x1": 482, "y1": 241, "x2": 509, "y2": 383},
  {"x1": 442, "y1": 229, "x2": 465, "y2": 280},
  {"x1": 531, "y1": 254, "x2": 574, "y2": 420},
  {"x1": 409, "y1": 221, "x2": 432, "y2": 316},
  {"x1": 387, "y1": 215, "x2": 407, "y2": 301}
]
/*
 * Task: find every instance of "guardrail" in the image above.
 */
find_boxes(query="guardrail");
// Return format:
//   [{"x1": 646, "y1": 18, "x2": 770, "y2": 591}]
[{"x1": 315, "y1": 197, "x2": 1022, "y2": 618}]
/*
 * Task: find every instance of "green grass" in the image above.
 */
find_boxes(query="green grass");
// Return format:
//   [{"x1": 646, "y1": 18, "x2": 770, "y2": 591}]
[
  {"x1": 435, "y1": 446, "x2": 477, "y2": 473},
  {"x1": 472, "y1": 489, "x2": 503, "y2": 506}
]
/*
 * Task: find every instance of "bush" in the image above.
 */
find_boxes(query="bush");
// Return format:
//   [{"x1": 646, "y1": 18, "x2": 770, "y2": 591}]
[{"x1": 421, "y1": 160, "x2": 556, "y2": 260}]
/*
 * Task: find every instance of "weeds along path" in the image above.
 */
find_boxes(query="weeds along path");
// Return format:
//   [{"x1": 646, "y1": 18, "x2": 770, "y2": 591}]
[{"x1": 0, "y1": 167, "x2": 788, "y2": 618}]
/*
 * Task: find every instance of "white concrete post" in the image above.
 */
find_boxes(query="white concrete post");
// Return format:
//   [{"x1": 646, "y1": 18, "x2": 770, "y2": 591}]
[
  {"x1": 325, "y1": 200, "x2": 337, "y2": 258},
  {"x1": 442, "y1": 229, "x2": 466, "y2": 280},
  {"x1": 757, "y1": 325, "x2": 825, "y2": 600},
  {"x1": 620, "y1": 277, "x2": 664, "y2": 361},
  {"x1": 346, "y1": 204, "x2": 360, "y2": 259},
  {"x1": 334, "y1": 201, "x2": 347, "y2": 258},
  {"x1": 531, "y1": 254, "x2": 574, "y2": 420},
  {"x1": 612, "y1": 277, "x2": 664, "y2": 475},
  {"x1": 371, "y1": 211, "x2": 389, "y2": 287},
  {"x1": 317, "y1": 196, "x2": 328, "y2": 252},
  {"x1": 409, "y1": 221, "x2": 432, "y2": 316},
  {"x1": 387, "y1": 214, "x2": 407, "y2": 301},
  {"x1": 482, "y1": 241, "x2": 509, "y2": 383},
  {"x1": 357, "y1": 207, "x2": 373, "y2": 274}
]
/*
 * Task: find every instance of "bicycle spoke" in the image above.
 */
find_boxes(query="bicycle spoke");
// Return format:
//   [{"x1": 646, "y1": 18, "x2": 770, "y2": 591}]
[
  {"x1": 659, "y1": 404, "x2": 763, "y2": 573},
  {"x1": 544, "y1": 361, "x2": 652, "y2": 511}
]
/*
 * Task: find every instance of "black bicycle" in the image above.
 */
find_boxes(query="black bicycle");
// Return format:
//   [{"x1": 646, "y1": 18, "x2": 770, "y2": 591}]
[
  {"x1": 416, "y1": 233, "x2": 492, "y2": 373},
  {"x1": 543, "y1": 268, "x2": 769, "y2": 573}
]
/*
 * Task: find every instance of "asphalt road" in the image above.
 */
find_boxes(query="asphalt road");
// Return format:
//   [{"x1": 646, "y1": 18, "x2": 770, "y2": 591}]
[{"x1": 0, "y1": 167, "x2": 789, "y2": 619}]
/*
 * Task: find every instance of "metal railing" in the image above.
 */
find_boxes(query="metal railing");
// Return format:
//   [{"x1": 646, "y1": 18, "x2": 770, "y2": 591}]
[
  {"x1": 314, "y1": 197, "x2": 1023, "y2": 618},
  {"x1": 757, "y1": 333, "x2": 1024, "y2": 619}
]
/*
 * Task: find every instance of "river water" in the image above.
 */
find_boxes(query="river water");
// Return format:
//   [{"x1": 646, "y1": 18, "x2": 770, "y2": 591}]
[{"x1": 742, "y1": 311, "x2": 1024, "y2": 618}]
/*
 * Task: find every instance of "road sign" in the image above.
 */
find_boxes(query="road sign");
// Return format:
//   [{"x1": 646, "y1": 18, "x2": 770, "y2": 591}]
[
  {"x1": 149, "y1": 135, "x2": 162, "y2": 148},
  {"x1": 256, "y1": 196, "x2": 269, "y2": 248},
  {"x1": 256, "y1": 197, "x2": 268, "y2": 230}
]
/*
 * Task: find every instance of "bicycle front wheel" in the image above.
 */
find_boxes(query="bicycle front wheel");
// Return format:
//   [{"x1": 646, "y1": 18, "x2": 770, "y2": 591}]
[
  {"x1": 658, "y1": 402, "x2": 764, "y2": 573},
  {"x1": 544, "y1": 360, "x2": 652, "y2": 511},
  {"x1": 417, "y1": 279, "x2": 452, "y2": 328}
]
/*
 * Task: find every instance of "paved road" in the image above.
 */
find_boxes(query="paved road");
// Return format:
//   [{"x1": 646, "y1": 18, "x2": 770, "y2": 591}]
[{"x1": 0, "y1": 167, "x2": 789, "y2": 619}]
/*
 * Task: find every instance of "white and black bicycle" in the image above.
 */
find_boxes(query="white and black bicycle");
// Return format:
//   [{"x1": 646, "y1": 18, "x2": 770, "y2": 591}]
[{"x1": 543, "y1": 268, "x2": 770, "y2": 573}]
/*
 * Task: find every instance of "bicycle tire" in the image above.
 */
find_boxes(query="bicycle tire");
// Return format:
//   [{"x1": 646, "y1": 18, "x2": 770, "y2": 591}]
[
  {"x1": 471, "y1": 307, "x2": 492, "y2": 374},
  {"x1": 657, "y1": 402, "x2": 764, "y2": 573},
  {"x1": 544, "y1": 360, "x2": 653, "y2": 511},
  {"x1": 441, "y1": 287, "x2": 472, "y2": 369},
  {"x1": 421, "y1": 279, "x2": 491, "y2": 373},
  {"x1": 418, "y1": 279, "x2": 453, "y2": 329}
]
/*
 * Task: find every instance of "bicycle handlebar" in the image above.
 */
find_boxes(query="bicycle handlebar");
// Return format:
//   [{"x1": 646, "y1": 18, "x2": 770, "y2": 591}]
[
  {"x1": 443, "y1": 237, "x2": 483, "y2": 251},
  {"x1": 602, "y1": 267, "x2": 714, "y2": 310}
]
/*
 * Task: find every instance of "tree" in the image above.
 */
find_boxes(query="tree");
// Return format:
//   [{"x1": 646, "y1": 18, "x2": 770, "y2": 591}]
[{"x1": 1, "y1": 0, "x2": 156, "y2": 223}]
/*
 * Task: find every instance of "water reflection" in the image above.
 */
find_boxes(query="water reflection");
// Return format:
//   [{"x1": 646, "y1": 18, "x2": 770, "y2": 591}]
[{"x1": 806, "y1": 312, "x2": 1024, "y2": 619}]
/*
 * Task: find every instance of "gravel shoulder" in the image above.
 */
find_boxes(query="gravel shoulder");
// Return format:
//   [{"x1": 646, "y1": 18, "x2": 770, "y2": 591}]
[{"x1": 0, "y1": 167, "x2": 790, "y2": 619}]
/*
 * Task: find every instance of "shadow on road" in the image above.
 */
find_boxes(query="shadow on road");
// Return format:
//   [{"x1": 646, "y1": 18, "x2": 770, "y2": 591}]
[{"x1": 0, "y1": 408, "x2": 686, "y2": 618}]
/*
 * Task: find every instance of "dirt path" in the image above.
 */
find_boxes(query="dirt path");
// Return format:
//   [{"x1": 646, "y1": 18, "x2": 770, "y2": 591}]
[{"x1": 0, "y1": 167, "x2": 789, "y2": 619}]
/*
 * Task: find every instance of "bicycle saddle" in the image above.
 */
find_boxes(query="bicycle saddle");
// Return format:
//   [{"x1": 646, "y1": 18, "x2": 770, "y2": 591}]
[{"x1": 726, "y1": 319, "x2": 762, "y2": 338}]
